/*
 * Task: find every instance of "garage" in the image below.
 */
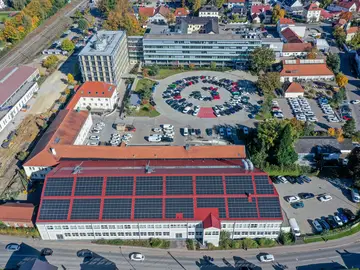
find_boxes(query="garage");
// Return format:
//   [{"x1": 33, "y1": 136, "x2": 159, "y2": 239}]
[{"x1": 285, "y1": 82, "x2": 304, "y2": 98}]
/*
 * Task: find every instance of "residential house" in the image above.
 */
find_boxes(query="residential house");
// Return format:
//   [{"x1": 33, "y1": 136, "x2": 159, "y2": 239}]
[
  {"x1": 177, "y1": 17, "x2": 219, "y2": 34},
  {"x1": 346, "y1": 26, "x2": 359, "y2": 41},
  {"x1": 0, "y1": 203, "x2": 35, "y2": 228},
  {"x1": 250, "y1": 5, "x2": 271, "y2": 22},
  {"x1": 280, "y1": 59, "x2": 335, "y2": 82},
  {"x1": 138, "y1": 6, "x2": 170, "y2": 23},
  {"x1": 138, "y1": 7, "x2": 156, "y2": 19},
  {"x1": 229, "y1": 7, "x2": 248, "y2": 21},
  {"x1": 252, "y1": 14, "x2": 261, "y2": 23},
  {"x1": 304, "y1": 3, "x2": 322, "y2": 22},
  {"x1": 284, "y1": 82, "x2": 304, "y2": 98},
  {"x1": 328, "y1": 1, "x2": 357, "y2": 12},
  {"x1": 281, "y1": 43, "x2": 313, "y2": 57},
  {"x1": 277, "y1": 18, "x2": 295, "y2": 33},
  {"x1": 174, "y1": 7, "x2": 190, "y2": 17},
  {"x1": 295, "y1": 136, "x2": 353, "y2": 164},
  {"x1": 226, "y1": 0, "x2": 246, "y2": 8},
  {"x1": 279, "y1": 0, "x2": 304, "y2": 15},
  {"x1": 248, "y1": 0, "x2": 263, "y2": 6},
  {"x1": 320, "y1": 9, "x2": 341, "y2": 20},
  {"x1": 199, "y1": 5, "x2": 220, "y2": 18},
  {"x1": 280, "y1": 27, "x2": 303, "y2": 43},
  {"x1": 263, "y1": 10, "x2": 272, "y2": 23}
]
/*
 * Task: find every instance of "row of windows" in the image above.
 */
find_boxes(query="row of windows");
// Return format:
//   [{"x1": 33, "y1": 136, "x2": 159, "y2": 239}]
[
  {"x1": 205, "y1": 231, "x2": 219, "y2": 235},
  {"x1": 223, "y1": 223, "x2": 281, "y2": 229},
  {"x1": 233, "y1": 231, "x2": 279, "y2": 236},
  {"x1": 46, "y1": 223, "x2": 201, "y2": 230}
]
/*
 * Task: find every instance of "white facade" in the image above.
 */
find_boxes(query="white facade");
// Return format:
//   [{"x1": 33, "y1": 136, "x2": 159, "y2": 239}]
[
  {"x1": 149, "y1": 13, "x2": 167, "y2": 23},
  {"x1": 285, "y1": 92, "x2": 304, "y2": 98},
  {"x1": 73, "y1": 114, "x2": 93, "y2": 145},
  {"x1": 281, "y1": 51, "x2": 309, "y2": 57},
  {"x1": 74, "y1": 92, "x2": 118, "y2": 111},
  {"x1": 36, "y1": 220, "x2": 282, "y2": 244},
  {"x1": 24, "y1": 166, "x2": 52, "y2": 180},
  {"x1": 199, "y1": 9, "x2": 220, "y2": 18},
  {"x1": 203, "y1": 228, "x2": 220, "y2": 246},
  {"x1": 280, "y1": 74, "x2": 334, "y2": 82},
  {"x1": 305, "y1": 9, "x2": 321, "y2": 22}
]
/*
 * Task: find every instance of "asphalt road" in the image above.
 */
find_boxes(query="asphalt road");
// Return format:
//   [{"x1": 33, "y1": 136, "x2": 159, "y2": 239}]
[
  {"x1": 0, "y1": 235, "x2": 359, "y2": 269},
  {"x1": 0, "y1": 0, "x2": 88, "y2": 69}
]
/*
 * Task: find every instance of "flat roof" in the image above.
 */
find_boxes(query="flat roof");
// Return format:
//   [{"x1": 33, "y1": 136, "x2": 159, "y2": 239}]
[
  {"x1": 0, "y1": 203, "x2": 34, "y2": 222},
  {"x1": 37, "y1": 160, "x2": 282, "y2": 224},
  {"x1": 79, "y1": 31, "x2": 125, "y2": 56},
  {"x1": 144, "y1": 33, "x2": 261, "y2": 41}
]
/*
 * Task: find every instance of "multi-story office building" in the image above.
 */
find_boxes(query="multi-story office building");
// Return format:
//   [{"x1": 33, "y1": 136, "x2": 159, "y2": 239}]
[
  {"x1": 142, "y1": 33, "x2": 262, "y2": 68},
  {"x1": 36, "y1": 159, "x2": 283, "y2": 245},
  {"x1": 78, "y1": 31, "x2": 129, "y2": 85},
  {"x1": 127, "y1": 36, "x2": 144, "y2": 64}
]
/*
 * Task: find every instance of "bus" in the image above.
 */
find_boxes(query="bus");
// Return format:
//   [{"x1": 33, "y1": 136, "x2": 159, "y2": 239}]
[{"x1": 289, "y1": 218, "x2": 301, "y2": 237}]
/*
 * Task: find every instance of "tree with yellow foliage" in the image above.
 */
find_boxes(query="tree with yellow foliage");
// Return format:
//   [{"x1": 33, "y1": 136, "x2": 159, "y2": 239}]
[
  {"x1": 272, "y1": 5, "x2": 286, "y2": 23},
  {"x1": 336, "y1": 73, "x2": 348, "y2": 88},
  {"x1": 67, "y1": 73, "x2": 75, "y2": 85},
  {"x1": 328, "y1": 127, "x2": 336, "y2": 137}
]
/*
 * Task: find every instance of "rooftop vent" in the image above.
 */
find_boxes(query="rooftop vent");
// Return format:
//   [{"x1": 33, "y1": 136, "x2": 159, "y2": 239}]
[
  {"x1": 145, "y1": 161, "x2": 155, "y2": 174},
  {"x1": 185, "y1": 144, "x2": 191, "y2": 151}
]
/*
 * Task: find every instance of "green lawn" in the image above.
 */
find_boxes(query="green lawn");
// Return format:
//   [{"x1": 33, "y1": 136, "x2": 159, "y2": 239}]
[
  {"x1": 151, "y1": 69, "x2": 185, "y2": 79},
  {"x1": 0, "y1": 11, "x2": 17, "y2": 22},
  {"x1": 304, "y1": 223, "x2": 360, "y2": 243},
  {"x1": 128, "y1": 104, "x2": 160, "y2": 118},
  {"x1": 135, "y1": 78, "x2": 155, "y2": 92}
]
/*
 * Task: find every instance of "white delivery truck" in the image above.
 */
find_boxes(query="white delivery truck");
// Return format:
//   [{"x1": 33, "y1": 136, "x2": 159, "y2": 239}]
[{"x1": 289, "y1": 218, "x2": 301, "y2": 237}]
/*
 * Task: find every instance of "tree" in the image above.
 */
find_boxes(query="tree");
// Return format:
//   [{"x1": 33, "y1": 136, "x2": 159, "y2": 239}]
[
  {"x1": 343, "y1": 119, "x2": 356, "y2": 138},
  {"x1": 42, "y1": 55, "x2": 59, "y2": 69},
  {"x1": 333, "y1": 27, "x2": 346, "y2": 45},
  {"x1": 328, "y1": 127, "x2": 336, "y2": 137},
  {"x1": 67, "y1": 73, "x2": 75, "y2": 85},
  {"x1": 193, "y1": 0, "x2": 201, "y2": 12},
  {"x1": 350, "y1": 32, "x2": 360, "y2": 49},
  {"x1": 335, "y1": 128, "x2": 344, "y2": 142},
  {"x1": 319, "y1": 0, "x2": 332, "y2": 8},
  {"x1": 307, "y1": 47, "x2": 318, "y2": 59},
  {"x1": 326, "y1": 53, "x2": 340, "y2": 74},
  {"x1": 216, "y1": 0, "x2": 225, "y2": 8},
  {"x1": 340, "y1": 11, "x2": 352, "y2": 21},
  {"x1": 257, "y1": 72, "x2": 281, "y2": 95},
  {"x1": 189, "y1": 63, "x2": 195, "y2": 69},
  {"x1": 73, "y1": 10, "x2": 83, "y2": 19},
  {"x1": 61, "y1": 39, "x2": 75, "y2": 52},
  {"x1": 10, "y1": 0, "x2": 29, "y2": 10},
  {"x1": 336, "y1": 73, "x2": 348, "y2": 88},
  {"x1": 182, "y1": 0, "x2": 185, "y2": 7},
  {"x1": 78, "y1": 18, "x2": 89, "y2": 31},
  {"x1": 249, "y1": 47, "x2": 275, "y2": 74},
  {"x1": 274, "y1": 124, "x2": 298, "y2": 166},
  {"x1": 210, "y1": 61, "x2": 217, "y2": 70},
  {"x1": 347, "y1": 147, "x2": 360, "y2": 188},
  {"x1": 272, "y1": 4, "x2": 285, "y2": 23},
  {"x1": 165, "y1": 12, "x2": 176, "y2": 24}
]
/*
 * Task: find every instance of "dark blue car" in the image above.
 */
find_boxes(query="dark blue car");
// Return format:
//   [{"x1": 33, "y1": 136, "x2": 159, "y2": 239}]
[{"x1": 337, "y1": 212, "x2": 349, "y2": 224}]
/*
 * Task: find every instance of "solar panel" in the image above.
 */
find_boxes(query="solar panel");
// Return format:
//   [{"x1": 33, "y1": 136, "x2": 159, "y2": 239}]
[
  {"x1": 134, "y1": 198, "x2": 163, "y2": 219},
  {"x1": 136, "y1": 176, "x2": 163, "y2": 195},
  {"x1": 38, "y1": 199, "x2": 70, "y2": 220},
  {"x1": 254, "y1": 175, "x2": 274, "y2": 194},
  {"x1": 106, "y1": 176, "x2": 134, "y2": 196},
  {"x1": 102, "y1": 199, "x2": 132, "y2": 219},
  {"x1": 225, "y1": 175, "x2": 254, "y2": 195},
  {"x1": 257, "y1": 197, "x2": 282, "y2": 218},
  {"x1": 197, "y1": 198, "x2": 226, "y2": 218},
  {"x1": 71, "y1": 199, "x2": 101, "y2": 220},
  {"x1": 165, "y1": 198, "x2": 194, "y2": 218},
  {"x1": 227, "y1": 198, "x2": 258, "y2": 218},
  {"x1": 75, "y1": 177, "x2": 103, "y2": 196},
  {"x1": 166, "y1": 176, "x2": 193, "y2": 195},
  {"x1": 44, "y1": 177, "x2": 74, "y2": 196},
  {"x1": 196, "y1": 176, "x2": 223, "y2": 195}
]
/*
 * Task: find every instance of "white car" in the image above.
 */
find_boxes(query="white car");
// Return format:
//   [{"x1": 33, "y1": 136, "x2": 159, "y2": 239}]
[
  {"x1": 89, "y1": 135, "x2": 100, "y2": 140},
  {"x1": 194, "y1": 106, "x2": 200, "y2": 112},
  {"x1": 286, "y1": 196, "x2": 300, "y2": 203},
  {"x1": 274, "y1": 113, "x2": 284, "y2": 119},
  {"x1": 277, "y1": 176, "x2": 288, "y2": 183},
  {"x1": 183, "y1": 128, "x2": 189, "y2": 136},
  {"x1": 130, "y1": 252, "x2": 145, "y2": 261},
  {"x1": 123, "y1": 133, "x2": 133, "y2": 139},
  {"x1": 5, "y1": 243, "x2": 20, "y2": 252},
  {"x1": 97, "y1": 122, "x2": 105, "y2": 127},
  {"x1": 307, "y1": 116, "x2": 318, "y2": 122},
  {"x1": 334, "y1": 215, "x2": 343, "y2": 226},
  {"x1": 183, "y1": 107, "x2": 191, "y2": 114},
  {"x1": 350, "y1": 100, "x2": 360, "y2": 104},
  {"x1": 86, "y1": 141, "x2": 98, "y2": 146},
  {"x1": 259, "y1": 254, "x2": 275, "y2": 262},
  {"x1": 92, "y1": 130, "x2": 100, "y2": 134},
  {"x1": 319, "y1": 194, "x2": 332, "y2": 202},
  {"x1": 192, "y1": 110, "x2": 199, "y2": 116},
  {"x1": 153, "y1": 127, "x2": 162, "y2": 132}
]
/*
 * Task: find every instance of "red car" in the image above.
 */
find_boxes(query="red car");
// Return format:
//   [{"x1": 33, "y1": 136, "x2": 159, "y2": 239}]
[
  {"x1": 213, "y1": 95, "x2": 220, "y2": 100},
  {"x1": 343, "y1": 115, "x2": 352, "y2": 121},
  {"x1": 174, "y1": 95, "x2": 182, "y2": 100}
]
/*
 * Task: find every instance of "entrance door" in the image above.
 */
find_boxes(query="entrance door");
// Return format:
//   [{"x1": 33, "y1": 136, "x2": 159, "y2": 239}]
[
  {"x1": 56, "y1": 234, "x2": 64, "y2": 240},
  {"x1": 175, "y1": 233, "x2": 183, "y2": 239}
]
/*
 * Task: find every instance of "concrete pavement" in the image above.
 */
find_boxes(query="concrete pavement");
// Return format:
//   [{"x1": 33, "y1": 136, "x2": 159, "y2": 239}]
[{"x1": 0, "y1": 233, "x2": 359, "y2": 269}]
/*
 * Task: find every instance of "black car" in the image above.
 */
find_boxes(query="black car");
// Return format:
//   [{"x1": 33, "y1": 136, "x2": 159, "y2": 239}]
[
  {"x1": 40, "y1": 248, "x2": 53, "y2": 256},
  {"x1": 326, "y1": 215, "x2": 338, "y2": 229},
  {"x1": 298, "y1": 192, "x2": 315, "y2": 199},
  {"x1": 77, "y1": 249, "x2": 93, "y2": 258},
  {"x1": 195, "y1": 129, "x2": 201, "y2": 136},
  {"x1": 206, "y1": 128, "x2": 213, "y2": 136},
  {"x1": 190, "y1": 129, "x2": 196, "y2": 136},
  {"x1": 187, "y1": 102, "x2": 193, "y2": 107},
  {"x1": 162, "y1": 137, "x2": 174, "y2": 142},
  {"x1": 343, "y1": 208, "x2": 356, "y2": 221},
  {"x1": 286, "y1": 176, "x2": 297, "y2": 184}
]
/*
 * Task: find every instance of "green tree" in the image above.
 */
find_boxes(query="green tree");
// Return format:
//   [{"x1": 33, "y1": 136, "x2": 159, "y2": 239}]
[
  {"x1": 193, "y1": 0, "x2": 201, "y2": 12},
  {"x1": 303, "y1": 121, "x2": 315, "y2": 136},
  {"x1": 10, "y1": 0, "x2": 29, "y2": 10},
  {"x1": 219, "y1": 231, "x2": 231, "y2": 249},
  {"x1": 78, "y1": 18, "x2": 89, "y2": 31},
  {"x1": 343, "y1": 119, "x2": 356, "y2": 138},
  {"x1": 350, "y1": 32, "x2": 360, "y2": 49},
  {"x1": 257, "y1": 72, "x2": 281, "y2": 96},
  {"x1": 249, "y1": 47, "x2": 275, "y2": 74},
  {"x1": 242, "y1": 238, "x2": 258, "y2": 249},
  {"x1": 326, "y1": 53, "x2": 340, "y2": 74},
  {"x1": 42, "y1": 55, "x2": 59, "y2": 69},
  {"x1": 348, "y1": 147, "x2": 360, "y2": 188},
  {"x1": 210, "y1": 61, "x2": 217, "y2": 70},
  {"x1": 333, "y1": 27, "x2": 346, "y2": 45},
  {"x1": 148, "y1": 65, "x2": 159, "y2": 76},
  {"x1": 215, "y1": 0, "x2": 224, "y2": 7},
  {"x1": 61, "y1": 39, "x2": 75, "y2": 52},
  {"x1": 73, "y1": 10, "x2": 83, "y2": 19},
  {"x1": 274, "y1": 124, "x2": 298, "y2": 166},
  {"x1": 319, "y1": 0, "x2": 332, "y2": 8}
]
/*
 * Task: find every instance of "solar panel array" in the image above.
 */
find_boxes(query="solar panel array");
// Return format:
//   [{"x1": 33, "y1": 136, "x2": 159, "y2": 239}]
[
  {"x1": 257, "y1": 197, "x2": 282, "y2": 218},
  {"x1": 228, "y1": 198, "x2": 258, "y2": 218},
  {"x1": 44, "y1": 177, "x2": 74, "y2": 196},
  {"x1": 196, "y1": 176, "x2": 223, "y2": 194},
  {"x1": 106, "y1": 177, "x2": 134, "y2": 195},
  {"x1": 197, "y1": 198, "x2": 226, "y2": 218},
  {"x1": 166, "y1": 176, "x2": 193, "y2": 195},
  {"x1": 39, "y1": 199, "x2": 70, "y2": 220},
  {"x1": 225, "y1": 176, "x2": 253, "y2": 195},
  {"x1": 103, "y1": 199, "x2": 132, "y2": 219},
  {"x1": 136, "y1": 176, "x2": 163, "y2": 195},
  {"x1": 134, "y1": 198, "x2": 163, "y2": 219},
  {"x1": 165, "y1": 198, "x2": 194, "y2": 218},
  {"x1": 254, "y1": 175, "x2": 274, "y2": 194},
  {"x1": 75, "y1": 177, "x2": 103, "y2": 196},
  {"x1": 71, "y1": 199, "x2": 101, "y2": 220}
]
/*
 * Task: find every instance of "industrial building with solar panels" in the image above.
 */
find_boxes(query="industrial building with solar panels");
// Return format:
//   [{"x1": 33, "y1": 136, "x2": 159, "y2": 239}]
[{"x1": 36, "y1": 151, "x2": 283, "y2": 246}]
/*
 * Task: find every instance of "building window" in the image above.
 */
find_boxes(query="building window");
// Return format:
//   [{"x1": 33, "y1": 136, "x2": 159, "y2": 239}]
[
  {"x1": 54, "y1": 226, "x2": 61, "y2": 230},
  {"x1": 196, "y1": 232, "x2": 202, "y2": 236},
  {"x1": 109, "y1": 225, "x2": 116, "y2": 229},
  {"x1": 250, "y1": 231, "x2": 256, "y2": 235},
  {"x1": 188, "y1": 232, "x2": 195, "y2": 236},
  {"x1": 222, "y1": 224, "x2": 226, "y2": 228},
  {"x1": 62, "y1": 226, "x2": 69, "y2": 230},
  {"x1": 85, "y1": 225, "x2": 92, "y2": 229},
  {"x1": 95, "y1": 232, "x2": 101, "y2": 236},
  {"x1": 212, "y1": 231, "x2": 219, "y2": 235},
  {"x1": 46, "y1": 226, "x2": 53, "y2": 230},
  {"x1": 80, "y1": 233, "x2": 86, "y2": 236},
  {"x1": 140, "y1": 232, "x2": 147, "y2": 236},
  {"x1": 241, "y1": 232, "x2": 248, "y2": 236},
  {"x1": 148, "y1": 232, "x2": 154, "y2": 236},
  {"x1": 78, "y1": 225, "x2": 85, "y2": 230},
  {"x1": 125, "y1": 232, "x2": 131, "y2": 236},
  {"x1": 93, "y1": 225, "x2": 100, "y2": 229},
  {"x1": 205, "y1": 231, "x2": 211, "y2": 235},
  {"x1": 132, "y1": 225, "x2": 138, "y2": 229},
  {"x1": 72, "y1": 233, "x2": 79, "y2": 237},
  {"x1": 133, "y1": 232, "x2": 139, "y2": 236},
  {"x1": 250, "y1": 224, "x2": 258, "y2": 228},
  {"x1": 102, "y1": 232, "x2": 109, "y2": 236},
  {"x1": 87, "y1": 233, "x2": 94, "y2": 236},
  {"x1": 147, "y1": 225, "x2": 154, "y2": 228},
  {"x1": 110, "y1": 232, "x2": 116, "y2": 236},
  {"x1": 139, "y1": 225, "x2": 146, "y2": 229},
  {"x1": 155, "y1": 232, "x2": 162, "y2": 236},
  {"x1": 163, "y1": 232, "x2": 170, "y2": 236},
  {"x1": 124, "y1": 225, "x2": 131, "y2": 229},
  {"x1": 117, "y1": 225, "x2": 123, "y2": 229},
  {"x1": 118, "y1": 232, "x2": 124, "y2": 236},
  {"x1": 257, "y1": 231, "x2": 264, "y2": 236},
  {"x1": 101, "y1": 225, "x2": 108, "y2": 229},
  {"x1": 65, "y1": 233, "x2": 71, "y2": 237},
  {"x1": 155, "y1": 225, "x2": 162, "y2": 229}
]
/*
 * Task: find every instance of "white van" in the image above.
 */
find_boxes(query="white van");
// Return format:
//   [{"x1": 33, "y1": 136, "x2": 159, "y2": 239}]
[
  {"x1": 351, "y1": 188, "x2": 360, "y2": 203},
  {"x1": 148, "y1": 135, "x2": 161, "y2": 142},
  {"x1": 183, "y1": 127, "x2": 189, "y2": 136},
  {"x1": 289, "y1": 218, "x2": 301, "y2": 237}
]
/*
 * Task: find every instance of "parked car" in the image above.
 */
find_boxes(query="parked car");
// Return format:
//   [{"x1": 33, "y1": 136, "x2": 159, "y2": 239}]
[
  {"x1": 336, "y1": 212, "x2": 349, "y2": 224},
  {"x1": 219, "y1": 127, "x2": 225, "y2": 136},
  {"x1": 318, "y1": 218, "x2": 330, "y2": 231},
  {"x1": 77, "y1": 249, "x2": 93, "y2": 258},
  {"x1": 89, "y1": 135, "x2": 100, "y2": 140},
  {"x1": 318, "y1": 194, "x2": 332, "y2": 202},
  {"x1": 41, "y1": 248, "x2": 53, "y2": 256},
  {"x1": 130, "y1": 252, "x2": 145, "y2": 261},
  {"x1": 291, "y1": 201, "x2": 304, "y2": 209},
  {"x1": 5, "y1": 243, "x2": 20, "y2": 252},
  {"x1": 286, "y1": 196, "x2": 300, "y2": 203},
  {"x1": 259, "y1": 254, "x2": 275, "y2": 262},
  {"x1": 277, "y1": 176, "x2": 288, "y2": 183},
  {"x1": 325, "y1": 215, "x2": 338, "y2": 229},
  {"x1": 343, "y1": 208, "x2": 356, "y2": 221},
  {"x1": 312, "y1": 219, "x2": 323, "y2": 233},
  {"x1": 206, "y1": 128, "x2": 213, "y2": 136},
  {"x1": 351, "y1": 188, "x2": 360, "y2": 203},
  {"x1": 298, "y1": 193, "x2": 314, "y2": 199},
  {"x1": 183, "y1": 127, "x2": 189, "y2": 136}
]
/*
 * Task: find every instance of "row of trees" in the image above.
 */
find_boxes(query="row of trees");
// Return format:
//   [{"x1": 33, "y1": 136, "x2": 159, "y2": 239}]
[{"x1": 1, "y1": 0, "x2": 68, "y2": 43}]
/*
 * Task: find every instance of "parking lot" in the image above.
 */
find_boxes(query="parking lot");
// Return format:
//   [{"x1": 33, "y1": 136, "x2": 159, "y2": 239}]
[{"x1": 274, "y1": 176, "x2": 358, "y2": 234}]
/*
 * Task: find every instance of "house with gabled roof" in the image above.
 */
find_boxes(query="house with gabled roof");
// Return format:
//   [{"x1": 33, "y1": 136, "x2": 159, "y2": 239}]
[{"x1": 278, "y1": 0, "x2": 304, "y2": 15}]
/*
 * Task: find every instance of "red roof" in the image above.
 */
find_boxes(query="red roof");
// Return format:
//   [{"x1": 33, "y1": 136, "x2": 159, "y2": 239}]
[
  {"x1": 156, "y1": 6, "x2": 170, "y2": 16},
  {"x1": 279, "y1": 18, "x2": 295, "y2": 24},
  {"x1": 0, "y1": 66, "x2": 37, "y2": 106},
  {"x1": 174, "y1": 7, "x2": 190, "y2": 17},
  {"x1": 281, "y1": 59, "x2": 334, "y2": 77},
  {"x1": 203, "y1": 213, "x2": 221, "y2": 229},
  {"x1": 286, "y1": 82, "x2": 304, "y2": 93},
  {"x1": 251, "y1": 5, "x2": 271, "y2": 14},
  {"x1": 321, "y1": 9, "x2": 338, "y2": 19},
  {"x1": 347, "y1": 26, "x2": 359, "y2": 34},
  {"x1": 227, "y1": 0, "x2": 245, "y2": 3},
  {"x1": 0, "y1": 203, "x2": 34, "y2": 223},
  {"x1": 306, "y1": 3, "x2": 321, "y2": 11},
  {"x1": 338, "y1": 1, "x2": 356, "y2": 9},
  {"x1": 281, "y1": 28, "x2": 303, "y2": 43},
  {"x1": 283, "y1": 43, "x2": 312, "y2": 52},
  {"x1": 139, "y1": 7, "x2": 155, "y2": 17}
]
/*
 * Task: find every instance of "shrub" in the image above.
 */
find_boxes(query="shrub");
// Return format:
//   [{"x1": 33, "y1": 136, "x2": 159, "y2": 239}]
[
  {"x1": 257, "y1": 238, "x2": 276, "y2": 247},
  {"x1": 42, "y1": 55, "x2": 59, "y2": 69},
  {"x1": 230, "y1": 240, "x2": 242, "y2": 249},
  {"x1": 278, "y1": 232, "x2": 295, "y2": 245},
  {"x1": 186, "y1": 239, "x2": 194, "y2": 250},
  {"x1": 150, "y1": 238, "x2": 162, "y2": 248},
  {"x1": 196, "y1": 242, "x2": 200, "y2": 250},
  {"x1": 16, "y1": 151, "x2": 29, "y2": 161},
  {"x1": 242, "y1": 238, "x2": 258, "y2": 249},
  {"x1": 207, "y1": 242, "x2": 215, "y2": 250}
]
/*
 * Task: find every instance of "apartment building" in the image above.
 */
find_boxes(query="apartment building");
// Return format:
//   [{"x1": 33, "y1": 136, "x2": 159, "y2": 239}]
[
  {"x1": 78, "y1": 31, "x2": 129, "y2": 85},
  {"x1": 36, "y1": 159, "x2": 283, "y2": 245},
  {"x1": 0, "y1": 66, "x2": 39, "y2": 133},
  {"x1": 142, "y1": 33, "x2": 262, "y2": 68},
  {"x1": 127, "y1": 36, "x2": 144, "y2": 64},
  {"x1": 304, "y1": 3, "x2": 321, "y2": 22},
  {"x1": 199, "y1": 5, "x2": 220, "y2": 18}
]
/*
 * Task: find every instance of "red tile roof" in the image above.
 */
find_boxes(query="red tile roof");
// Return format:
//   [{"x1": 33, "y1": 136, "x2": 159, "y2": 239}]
[
  {"x1": 279, "y1": 18, "x2": 295, "y2": 24},
  {"x1": 156, "y1": 6, "x2": 170, "y2": 16},
  {"x1": 203, "y1": 213, "x2": 221, "y2": 229},
  {"x1": 281, "y1": 59, "x2": 334, "y2": 77},
  {"x1": 347, "y1": 26, "x2": 359, "y2": 34},
  {"x1": 321, "y1": 9, "x2": 338, "y2": 19},
  {"x1": 306, "y1": 3, "x2": 321, "y2": 11},
  {"x1": 0, "y1": 66, "x2": 38, "y2": 105},
  {"x1": 286, "y1": 82, "x2": 304, "y2": 93},
  {"x1": 283, "y1": 43, "x2": 312, "y2": 52},
  {"x1": 139, "y1": 7, "x2": 155, "y2": 17},
  {"x1": 281, "y1": 28, "x2": 303, "y2": 43},
  {"x1": 338, "y1": 1, "x2": 356, "y2": 9},
  {"x1": 174, "y1": 7, "x2": 190, "y2": 17},
  {"x1": 0, "y1": 203, "x2": 34, "y2": 223},
  {"x1": 251, "y1": 4, "x2": 271, "y2": 14}
]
